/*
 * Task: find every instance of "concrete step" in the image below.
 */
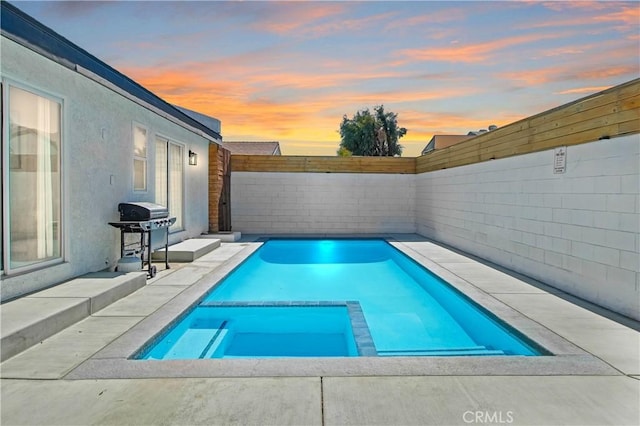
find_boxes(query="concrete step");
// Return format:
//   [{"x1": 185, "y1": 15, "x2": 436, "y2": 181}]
[
  {"x1": 201, "y1": 232, "x2": 241, "y2": 242},
  {"x1": 0, "y1": 271, "x2": 146, "y2": 361},
  {"x1": 152, "y1": 238, "x2": 221, "y2": 263}
]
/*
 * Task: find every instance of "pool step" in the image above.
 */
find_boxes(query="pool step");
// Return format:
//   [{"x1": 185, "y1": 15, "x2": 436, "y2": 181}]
[
  {"x1": 378, "y1": 346, "x2": 506, "y2": 357},
  {"x1": 152, "y1": 238, "x2": 221, "y2": 262},
  {"x1": 199, "y1": 321, "x2": 228, "y2": 358},
  {"x1": 153, "y1": 322, "x2": 229, "y2": 360}
]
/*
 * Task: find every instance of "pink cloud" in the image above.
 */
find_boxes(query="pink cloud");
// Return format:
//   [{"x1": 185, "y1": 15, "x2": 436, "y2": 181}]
[
  {"x1": 554, "y1": 86, "x2": 612, "y2": 95},
  {"x1": 305, "y1": 11, "x2": 399, "y2": 38},
  {"x1": 249, "y1": 3, "x2": 347, "y2": 35},
  {"x1": 385, "y1": 7, "x2": 467, "y2": 31},
  {"x1": 531, "y1": 1, "x2": 640, "y2": 35},
  {"x1": 399, "y1": 32, "x2": 564, "y2": 63},
  {"x1": 498, "y1": 64, "x2": 638, "y2": 87}
]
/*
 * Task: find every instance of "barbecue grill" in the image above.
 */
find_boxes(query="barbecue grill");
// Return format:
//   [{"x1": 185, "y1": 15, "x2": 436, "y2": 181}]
[{"x1": 109, "y1": 202, "x2": 176, "y2": 278}]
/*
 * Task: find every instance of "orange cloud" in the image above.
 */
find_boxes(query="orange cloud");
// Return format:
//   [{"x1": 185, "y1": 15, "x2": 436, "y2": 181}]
[
  {"x1": 249, "y1": 3, "x2": 347, "y2": 36},
  {"x1": 497, "y1": 62, "x2": 637, "y2": 87},
  {"x1": 248, "y1": 70, "x2": 413, "y2": 90},
  {"x1": 399, "y1": 32, "x2": 564, "y2": 63},
  {"x1": 124, "y1": 69, "x2": 240, "y2": 95},
  {"x1": 538, "y1": 1, "x2": 613, "y2": 13},
  {"x1": 385, "y1": 7, "x2": 467, "y2": 31},
  {"x1": 124, "y1": 60, "x2": 494, "y2": 157},
  {"x1": 302, "y1": 11, "x2": 399, "y2": 38},
  {"x1": 251, "y1": 6, "x2": 399, "y2": 40},
  {"x1": 554, "y1": 86, "x2": 612, "y2": 95},
  {"x1": 401, "y1": 110, "x2": 522, "y2": 134},
  {"x1": 536, "y1": 2, "x2": 639, "y2": 31},
  {"x1": 574, "y1": 65, "x2": 639, "y2": 80},
  {"x1": 541, "y1": 46, "x2": 585, "y2": 57}
]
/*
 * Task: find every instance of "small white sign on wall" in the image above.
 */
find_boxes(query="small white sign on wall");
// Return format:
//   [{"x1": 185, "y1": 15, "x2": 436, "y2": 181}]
[{"x1": 554, "y1": 146, "x2": 567, "y2": 174}]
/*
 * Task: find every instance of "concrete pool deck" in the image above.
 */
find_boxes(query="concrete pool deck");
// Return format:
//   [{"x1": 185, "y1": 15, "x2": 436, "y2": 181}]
[{"x1": 1, "y1": 234, "x2": 639, "y2": 425}]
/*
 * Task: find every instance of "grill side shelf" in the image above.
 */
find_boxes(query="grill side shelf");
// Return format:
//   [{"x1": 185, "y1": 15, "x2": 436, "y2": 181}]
[{"x1": 109, "y1": 221, "x2": 146, "y2": 232}]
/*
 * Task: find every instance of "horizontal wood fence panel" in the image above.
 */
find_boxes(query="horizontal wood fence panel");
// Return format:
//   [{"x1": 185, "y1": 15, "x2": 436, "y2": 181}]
[
  {"x1": 619, "y1": 118, "x2": 640, "y2": 134},
  {"x1": 231, "y1": 155, "x2": 416, "y2": 174}
]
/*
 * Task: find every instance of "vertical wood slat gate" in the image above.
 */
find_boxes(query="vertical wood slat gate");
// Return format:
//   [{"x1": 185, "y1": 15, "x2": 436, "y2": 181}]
[{"x1": 218, "y1": 147, "x2": 232, "y2": 232}]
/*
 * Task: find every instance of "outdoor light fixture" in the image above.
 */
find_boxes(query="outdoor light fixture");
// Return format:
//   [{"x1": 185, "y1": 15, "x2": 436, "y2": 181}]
[{"x1": 188, "y1": 150, "x2": 198, "y2": 166}]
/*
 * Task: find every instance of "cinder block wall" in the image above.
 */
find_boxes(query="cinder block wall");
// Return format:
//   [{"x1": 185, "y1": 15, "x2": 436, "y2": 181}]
[
  {"x1": 416, "y1": 134, "x2": 639, "y2": 319},
  {"x1": 231, "y1": 172, "x2": 416, "y2": 234},
  {"x1": 230, "y1": 136, "x2": 638, "y2": 319}
]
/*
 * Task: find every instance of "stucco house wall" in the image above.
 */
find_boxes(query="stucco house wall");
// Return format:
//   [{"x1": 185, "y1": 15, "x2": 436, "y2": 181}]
[{"x1": 1, "y1": 36, "x2": 214, "y2": 301}]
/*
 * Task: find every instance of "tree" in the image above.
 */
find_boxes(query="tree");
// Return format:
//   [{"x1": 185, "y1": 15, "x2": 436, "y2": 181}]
[
  {"x1": 338, "y1": 105, "x2": 407, "y2": 156},
  {"x1": 336, "y1": 146, "x2": 352, "y2": 157}
]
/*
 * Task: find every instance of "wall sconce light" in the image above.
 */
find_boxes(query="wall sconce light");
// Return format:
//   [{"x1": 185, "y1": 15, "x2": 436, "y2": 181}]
[{"x1": 188, "y1": 150, "x2": 198, "y2": 166}]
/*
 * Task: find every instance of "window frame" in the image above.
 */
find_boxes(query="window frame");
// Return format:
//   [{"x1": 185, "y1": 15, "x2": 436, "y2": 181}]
[
  {"x1": 154, "y1": 134, "x2": 185, "y2": 234},
  {"x1": 1, "y1": 79, "x2": 65, "y2": 275},
  {"x1": 132, "y1": 122, "x2": 148, "y2": 192}
]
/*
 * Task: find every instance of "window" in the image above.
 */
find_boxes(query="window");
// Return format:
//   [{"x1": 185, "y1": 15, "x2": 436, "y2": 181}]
[
  {"x1": 133, "y1": 124, "x2": 147, "y2": 191},
  {"x1": 155, "y1": 136, "x2": 183, "y2": 232},
  {"x1": 3, "y1": 84, "x2": 62, "y2": 272},
  {"x1": 1, "y1": 83, "x2": 2, "y2": 273}
]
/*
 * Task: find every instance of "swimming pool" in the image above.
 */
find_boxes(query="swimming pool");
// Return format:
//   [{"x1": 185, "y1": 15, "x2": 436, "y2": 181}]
[{"x1": 138, "y1": 239, "x2": 542, "y2": 359}]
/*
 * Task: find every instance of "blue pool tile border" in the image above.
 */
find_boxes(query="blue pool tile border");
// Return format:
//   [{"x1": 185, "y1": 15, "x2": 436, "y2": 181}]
[
  {"x1": 199, "y1": 300, "x2": 378, "y2": 357},
  {"x1": 345, "y1": 302, "x2": 378, "y2": 356}
]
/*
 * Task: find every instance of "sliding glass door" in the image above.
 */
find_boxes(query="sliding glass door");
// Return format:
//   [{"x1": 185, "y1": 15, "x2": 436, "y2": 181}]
[
  {"x1": 155, "y1": 136, "x2": 183, "y2": 232},
  {"x1": 3, "y1": 84, "x2": 62, "y2": 272}
]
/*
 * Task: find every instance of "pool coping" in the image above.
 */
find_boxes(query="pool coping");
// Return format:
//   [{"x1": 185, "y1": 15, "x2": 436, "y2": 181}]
[{"x1": 66, "y1": 237, "x2": 622, "y2": 379}]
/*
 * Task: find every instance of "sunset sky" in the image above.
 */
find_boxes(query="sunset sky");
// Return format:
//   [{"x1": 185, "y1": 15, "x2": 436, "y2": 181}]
[{"x1": 14, "y1": 1, "x2": 640, "y2": 156}]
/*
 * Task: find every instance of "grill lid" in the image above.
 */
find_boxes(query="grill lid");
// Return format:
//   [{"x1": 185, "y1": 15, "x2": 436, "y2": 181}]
[{"x1": 118, "y1": 202, "x2": 169, "y2": 221}]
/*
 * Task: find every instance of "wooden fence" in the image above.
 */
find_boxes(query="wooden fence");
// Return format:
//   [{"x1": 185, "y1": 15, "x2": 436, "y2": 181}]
[
  {"x1": 230, "y1": 78, "x2": 640, "y2": 174},
  {"x1": 231, "y1": 155, "x2": 416, "y2": 174}
]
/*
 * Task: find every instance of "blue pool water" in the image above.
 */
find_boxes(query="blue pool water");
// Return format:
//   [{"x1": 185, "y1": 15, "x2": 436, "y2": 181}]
[
  {"x1": 139, "y1": 239, "x2": 542, "y2": 359},
  {"x1": 144, "y1": 305, "x2": 360, "y2": 359}
]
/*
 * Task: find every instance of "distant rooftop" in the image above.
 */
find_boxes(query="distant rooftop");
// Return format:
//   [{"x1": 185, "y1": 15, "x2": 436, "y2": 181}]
[
  {"x1": 173, "y1": 105, "x2": 221, "y2": 134},
  {"x1": 422, "y1": 125, "x2": 498, "y2": 155},
  {"x1": 224, "y1": 141, "x2": 281, "y2": 155},
  {"x1": 421, "y1": 135, "x2": 473, "y2": 155}
]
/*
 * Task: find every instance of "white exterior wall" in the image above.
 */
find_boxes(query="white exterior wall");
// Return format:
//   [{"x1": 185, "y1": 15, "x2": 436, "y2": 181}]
[
  {"x1": 231, "y1": 172, "x2": 415, "y2": 234},
  {"x1": 1, "y1": 37, "x2": 212, "y2": 301},
  {"x1": 416, "y1": 135, "x2": 640, "y2": 320}
]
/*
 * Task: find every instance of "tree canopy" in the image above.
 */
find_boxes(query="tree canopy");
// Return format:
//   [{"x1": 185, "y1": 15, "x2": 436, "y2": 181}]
[{"x1": 337, "y1": 105, "x2": 407, "y2": 156}]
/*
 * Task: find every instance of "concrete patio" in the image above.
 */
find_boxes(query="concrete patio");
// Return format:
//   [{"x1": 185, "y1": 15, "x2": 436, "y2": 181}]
[{"x1": 1, "y1": 236, "x2": 638, "y2": 425}]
